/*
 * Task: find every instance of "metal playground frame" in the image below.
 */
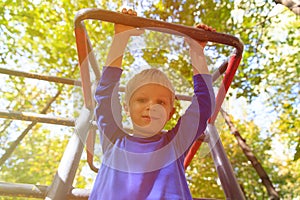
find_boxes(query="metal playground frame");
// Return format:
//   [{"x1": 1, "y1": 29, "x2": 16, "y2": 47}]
[{"x1": 0, "y1": 8, "x2": 245, "y2": 200}]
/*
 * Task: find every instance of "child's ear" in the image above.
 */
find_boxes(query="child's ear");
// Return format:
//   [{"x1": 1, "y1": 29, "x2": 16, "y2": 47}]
[
  {"x1": 168, "y1": 107, "x2": 176, "y2": 121},
  {"x1": 123, "y1": 103, "x2": 130, "y2": 116}
]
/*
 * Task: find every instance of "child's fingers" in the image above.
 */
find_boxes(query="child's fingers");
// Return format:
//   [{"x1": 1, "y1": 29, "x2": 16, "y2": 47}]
[
  {"x1": 195, "y1": 24, "x2": 207, "y2": 30},
  {"x1": 121, "y1": 8, "x2": 137, "y2": 16},
  {"x1": 116, "y1": 8, "x2": 141, "y2": 35},
  {"x1": 195, "y1": 24, "x2": 215, "y2": 32},
  {"x1": 122, "y1": 8, "x2": 127, "y2": 14},
  {"x1": 128, "y1": 9, "x2": 137, "y2": 16}
]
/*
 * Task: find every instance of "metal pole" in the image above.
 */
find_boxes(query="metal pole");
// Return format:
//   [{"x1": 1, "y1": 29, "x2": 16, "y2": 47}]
[
  {"x1": 45, "y1": 107, "x2": 93, "y2": 200},
  {"x1": 0, "y1": 182, "x2": 48, "y2": 198},
  {"x1": 0, "y1": 110, "x2": 74, "y2": 126},
  {"x1": 74, "y1": 9, "x2": 243, "y2": 56},
  {"x1": 206, "y1": 124, "x2": 245, "y2": 199},
  {"x1": 0, "y1": 182, "x2": 90, "y2": 199},
  {"x1": 0, "y1": 67, "x2": 81, "y2": 86}
]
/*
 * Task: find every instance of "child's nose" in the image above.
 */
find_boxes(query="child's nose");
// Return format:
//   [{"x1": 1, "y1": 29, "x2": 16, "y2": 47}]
[
  {"x1": 146, "y1": 101, "x2": 157, "y2": 110},
  {"x1": 148, "y1": 104, "x2": 166, "y2": 118}
]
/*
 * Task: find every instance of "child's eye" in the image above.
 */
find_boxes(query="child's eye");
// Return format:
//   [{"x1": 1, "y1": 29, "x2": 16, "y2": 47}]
[
  {"x1": 157, "y1": 100, "x2": 166, "y2": 105},
  {"x1": 137, "y1": 98, "x2": 147, "y2": 103}
]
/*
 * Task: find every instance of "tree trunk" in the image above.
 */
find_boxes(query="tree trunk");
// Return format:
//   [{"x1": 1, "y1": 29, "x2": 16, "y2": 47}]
[
  {"x1": 274, "y1": 0, "x2": 300, "y2": 15},
  {"x1": 220, "y1": 109, "x2": 280, "y2": 200}
]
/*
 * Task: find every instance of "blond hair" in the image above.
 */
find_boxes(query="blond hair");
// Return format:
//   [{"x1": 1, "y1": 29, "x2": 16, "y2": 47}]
[{"x1": 125, "y1": 68, "x2": 175, "y2": 105}]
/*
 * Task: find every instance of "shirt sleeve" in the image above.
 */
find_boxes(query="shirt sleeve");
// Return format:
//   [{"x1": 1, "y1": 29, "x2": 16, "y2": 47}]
[
  {"x1": 169, "y1": 74, "x2": 215, "y2": 152},
  {"x1": 191, "y1": 74, "x2": 215, "y2": 136},
  {"x1": 94, "y1": 67, "x2": 124, "y2": 147}
]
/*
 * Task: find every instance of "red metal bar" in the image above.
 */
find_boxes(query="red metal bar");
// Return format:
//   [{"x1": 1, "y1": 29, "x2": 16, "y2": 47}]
[
  {"x1": 74, "y1": 9, "x2": 243, "y2": 56},
  {"x1": 75, "y1": 26, "x2": 93, "y2": 109},
  {"x1": 75, "y1": 25, "x2": 99, "y2": 172},
  {"x1": 86, "y1": 128, "x2": 98, "y2": 173},
  {"x1": 184, "y1": 54, "x2": 242, "y2": 169},
  {"x1": 210, "y1": 54, "x2": 242, "y2": 123},
  {"x1": 184, "y1": 140, "x2": 202, "y2": 169}
]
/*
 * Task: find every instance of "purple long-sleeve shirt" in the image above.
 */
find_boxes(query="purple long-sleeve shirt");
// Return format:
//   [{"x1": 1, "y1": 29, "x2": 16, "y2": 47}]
[{"x1": 90, "y1": 67, "x2": 215, "y2": 200}]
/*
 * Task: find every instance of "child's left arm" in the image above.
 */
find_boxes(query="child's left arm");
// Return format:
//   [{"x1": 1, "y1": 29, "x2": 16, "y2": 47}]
[
  {"x1": 180, "y1": 24, "x2": 216, "y2": 138},
  {"x1": 186, "y1": 24, "x2": 215, "y2": 75}
]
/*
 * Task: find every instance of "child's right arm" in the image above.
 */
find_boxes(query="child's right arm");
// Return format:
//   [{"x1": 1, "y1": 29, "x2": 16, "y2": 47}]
[
  {"x1": 95, "y1": 8, "x2": 143, "y2": 145},
  {"x1": 105, "y1": 8, "x2": 144, "y2": 68}
]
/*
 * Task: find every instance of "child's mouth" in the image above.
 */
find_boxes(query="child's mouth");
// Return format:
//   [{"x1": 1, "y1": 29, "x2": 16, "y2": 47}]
[
  {"x1": 142, "y1": 116, "x2": 150, "y2": 120},
  {"x1": 142, "y1": 115, "x2": 160, "y2": 121}
]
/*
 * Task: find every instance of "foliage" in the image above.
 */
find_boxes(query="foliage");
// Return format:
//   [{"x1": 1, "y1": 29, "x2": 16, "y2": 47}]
[
  {"x1": 1, "y1": 125, "x2": 69, "y2": 184},
  {"x1": 0, "y1": 0, "x2": 299, "y2": 199},
  {"x1": 186, "y1": 115, "x2": 274, "y2": 199},
  {"x1": 269, "y1": 105, "x2": 300, "y2": 197},
  {"x1": 0, "y1": 0, "x2": 101, "y2": 194}
]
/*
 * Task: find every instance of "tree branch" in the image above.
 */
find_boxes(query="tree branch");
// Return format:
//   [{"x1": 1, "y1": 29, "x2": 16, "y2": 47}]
[
  {"x1": 220, "y1": 109, "x2": 280, "y2": 200},
  {"x1": 274, "y1": 0, "x2": 300, "y2": 15}
]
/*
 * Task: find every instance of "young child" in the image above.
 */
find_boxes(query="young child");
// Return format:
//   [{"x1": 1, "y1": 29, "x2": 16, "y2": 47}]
[{"x1": 90, "y1": 8, "x2": 215, "y2": 200}]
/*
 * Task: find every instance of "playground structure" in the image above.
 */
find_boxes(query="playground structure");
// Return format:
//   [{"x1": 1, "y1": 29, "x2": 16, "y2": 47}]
[{"x1": 0, "y1": 9, "x2": 244, "y2": 199}]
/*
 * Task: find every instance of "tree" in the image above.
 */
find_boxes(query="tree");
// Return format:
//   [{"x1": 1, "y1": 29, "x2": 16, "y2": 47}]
[
  {"x1": 275, "y1": 0, "x2": 300, "y2": 15},
  {"x1": 0, "y1": 0, "x2": 102, "y2": 195},
  {"x1": 221, "y1": 109, "x2": 279, "y2": 199},
  {"x1": 0, "y1": 0, "x2": 299, "y2": 199}
]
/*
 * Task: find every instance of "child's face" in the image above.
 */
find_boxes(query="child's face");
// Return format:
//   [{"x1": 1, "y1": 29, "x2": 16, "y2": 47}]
[{"x1": 125, "y1": 83, "x2": 175, "y2": 135}]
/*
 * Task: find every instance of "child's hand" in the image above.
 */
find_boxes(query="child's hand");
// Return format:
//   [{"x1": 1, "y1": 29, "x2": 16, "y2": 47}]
[
  {"x1": 185, "y1": 24, "x2": 215, "y2": 50},
  {"x1": 185, "y1": 24, "x2": 215, "y2": 75},
  {"x1": 115, "y1": 8, "x2": 144, "y2": 36},
  {"x1": 194, "y1": 24, "x2": 215, "y2": 48}
]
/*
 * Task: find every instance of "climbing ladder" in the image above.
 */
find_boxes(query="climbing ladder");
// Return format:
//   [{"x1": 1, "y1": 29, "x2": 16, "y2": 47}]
[{"x1": 0, "y1": 8, "x2": 245, "y2": 199}]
